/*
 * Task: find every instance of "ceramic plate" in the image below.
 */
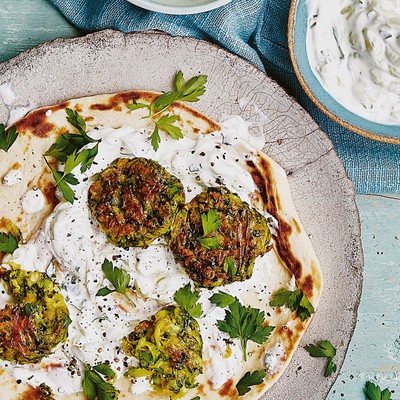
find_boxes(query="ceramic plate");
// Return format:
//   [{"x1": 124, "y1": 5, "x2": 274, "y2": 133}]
[
  {"x1": 126, "y1": 0, "x2": 231, "y2": 14},
  {"x1": 0, "y1": 30, "x2": 363, "y2": 399},
  {"x1": 288, "y1": 0, "x2": 400, "y2": 144}
]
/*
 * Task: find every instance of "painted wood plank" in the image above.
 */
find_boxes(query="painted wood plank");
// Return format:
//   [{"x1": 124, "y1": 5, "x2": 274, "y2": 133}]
[
  {"x1": 328, "y1": 194, "x2": 400, "y2": 399},
  {"x1": 0, "y1": 0, "x2": 81, "y2": 63}
]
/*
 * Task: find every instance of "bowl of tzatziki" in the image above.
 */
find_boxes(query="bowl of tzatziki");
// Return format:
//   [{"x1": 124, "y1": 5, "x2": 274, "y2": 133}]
[
  {"x1": 125, "y1": 0, "x2": 231, "y2": 14},
  {"x1": 288, "y1": 0, "x2": 400, "y2": 143}
]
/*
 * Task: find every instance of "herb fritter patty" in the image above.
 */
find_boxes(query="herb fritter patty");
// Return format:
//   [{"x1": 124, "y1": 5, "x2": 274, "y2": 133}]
[
  {"x1": 88, "y1": 157, "x2": 185, "y2": 248},
  {"x1": 0, "y1": 266, "x2": 71, "y2": 364},
  {"x1": 168, "y1": 186, "x2": 272, "y2": 288},
  {"x1": 122, "y1": 305, "x2": 203, "y2": 399}
]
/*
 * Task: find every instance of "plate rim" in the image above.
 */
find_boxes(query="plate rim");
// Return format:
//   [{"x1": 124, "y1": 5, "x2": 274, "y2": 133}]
[
  {"x1": 288, "y1": 0, "x2": 400, "y2": 145},
  {"x1": 0, "y1": 29, "x2": 364, "y2": 399}
]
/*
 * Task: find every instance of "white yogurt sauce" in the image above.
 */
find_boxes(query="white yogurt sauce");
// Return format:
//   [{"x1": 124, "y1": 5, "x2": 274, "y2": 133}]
[
  {"x1": 307, "y1": 0, "x2": 400, "y2": 124},
  {"x1": 21, "y1": 188, "x2": 45, "y2": 214},
  {"x1": 0, "y1": 81, "x2": 37, "y2": 125},
  {"x1": 2, "y1": 116, "x2": 287, "y2": 395},
  {"x1": 2, "y1": 169, "x2": 23, "y2": 186},
  {"x1": 0, "y1": 82, "x2": 16, "y2": 106},
  {"x1": 264, "y1": 343, "x2": 286, "y2": 376},
  {"x1": 198, "y1": 304, "x2": 243, "y2": 389},
  {"x1": 130, "y1": 376, "x2": 153, "y2": 395}
]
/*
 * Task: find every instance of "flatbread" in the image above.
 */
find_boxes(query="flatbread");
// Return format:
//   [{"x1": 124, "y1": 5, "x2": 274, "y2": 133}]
[{"x1": 0, "y1": 91, "x2": 322, "y2": 400}]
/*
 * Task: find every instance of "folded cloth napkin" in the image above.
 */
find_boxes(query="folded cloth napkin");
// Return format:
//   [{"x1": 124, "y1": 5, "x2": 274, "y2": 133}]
[{"x1": 50, "y1": 0, "x2": 400, "y2": 194}]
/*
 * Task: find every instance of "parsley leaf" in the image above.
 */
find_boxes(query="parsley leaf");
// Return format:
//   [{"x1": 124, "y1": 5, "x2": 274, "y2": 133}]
[
  {"x1": 197, "y1": 209, "x2": 221, "y2": 250},
  {"x1": 92, "y1": 364, "x2": 117, "y2": 380},
  {"x1": 155, "y1": 114, "x2": 183, "y2": 140},
  {"x1": 223, "y1": 256, "x2": 237, "y2": 277},
  {"x1": 236, "y1": 369, "x2": 266, "y2": 396},
  {"x1": 174, "y1": 70, "x2": 185, "y2": 92},
  {"x1": 49, "y1": 168, "x2": 77, "y2": 204},
  {"x1": 150, "y1": 125, "x2": 161, "y2": 152},
  {"x1": 209, "y1": 291, "x2": 236, "y2": 308},
  {"x1": 96, "y1": 259, "x2": 135, "y2": 306},
  {"x1": 45, "y1": 145, "x2": 99, "y2": 204},
  {"x1": 126, "y1": 99, "x2": 150, "y2": 112},
  {"x1": 174, "y1": 284, "x2": 202, "y2": 318},
  {"x1": 63, "y1": 149, "x2": 89, "y2": 176},
  {"x1": 0, "y1": 219, "x2": 21, "y2": 254},
  {"x1": 79, "y1": 143, "x2": 99, "y2": 173},
  {"x1": 66, "y1": 108, "x2": 86, "y2": 135},
  {"x1": 0, "y1": 232, "x2": 18, "y2": 254},
  {"x1": 217, "y1": 299, "x2": 274, "y2": 361},
  {"x1": 150, "y1": 72, "x2": 206, "y2": 114},
  {"x1": 298, "y1": 292, "x2": 315, "y2": 321},
  {"x1": 269, "y1": 287, "x2": 315, "y2": 321},
  {"x1": 151, "y1": 91, "x2": 180, "y2": 114},
  {"x1": 325, "y1": 357, "x2": 337, "y2": 377},
  {"x1": 198, "y1": 236, "x2": 221, "y2": 250},
  {"x1": 365, "y1": 381, "x2": 392, "y2": 400},
  {"x1": 0, "y1": 124, "x2": 19, "y2": 152},
  {"x1": 44, "y1": 131, "x2": 97, "y2": 162},
  {"x1": 304, "y1": 340, "x2": 337, "y2": 377},
  {"x1": 44, "y1": 109, "x2": 100, "y2": 203},
  {"x1": 82, "y1": 364, "x2": 119, "y2": 400},
  {"x1": 201, "y1": 209, "x2": 221, "y2": 236},
  {"x1": 178, "y1": 74, "x2": 207, "y2": 102},
  {"x1": 127, "y1": 71, "x2": 207, "y2": 151},
  {"x1": 45, "y1": 109, "x2": 99, "y2": 162},
  {"x1": 304, "y1": 340, "x2": 336, "y2": 358}
]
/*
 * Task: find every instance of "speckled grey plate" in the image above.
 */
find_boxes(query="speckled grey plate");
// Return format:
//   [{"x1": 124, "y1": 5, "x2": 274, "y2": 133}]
[{"x1": 0, "y1": 30, "x2": 363, "y2": 400}]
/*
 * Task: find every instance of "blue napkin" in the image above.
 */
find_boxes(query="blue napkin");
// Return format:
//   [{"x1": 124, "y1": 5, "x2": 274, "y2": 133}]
[{"x1": 50, "y1": 0, "x2": 400, "y2": 194}]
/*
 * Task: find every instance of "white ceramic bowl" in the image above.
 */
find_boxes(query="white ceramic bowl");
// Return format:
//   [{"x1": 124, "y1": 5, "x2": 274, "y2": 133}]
[{"x1": 126, "y1": 0, "x2": 231, "y2": 14}]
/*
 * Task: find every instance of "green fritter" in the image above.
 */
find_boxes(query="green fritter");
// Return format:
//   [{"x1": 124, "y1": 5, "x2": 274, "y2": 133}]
[
  {"x1": 122, "y1": 305, "x2": 203, "y2": 400},
  {"x1": 167, "y1": 186, "x2": 272, "y2": 288},
  {"x1": 0, "y1": 265, "x2": 71, "y2": 364},
  {"x1": 88, "y1": 157, "x2": 185, "y2": 248}
]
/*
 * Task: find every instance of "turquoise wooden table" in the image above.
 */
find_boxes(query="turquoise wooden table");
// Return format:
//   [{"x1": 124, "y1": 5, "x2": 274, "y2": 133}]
[{"x1": 0, "y1": 1, "x2": 399, "y2": 399}]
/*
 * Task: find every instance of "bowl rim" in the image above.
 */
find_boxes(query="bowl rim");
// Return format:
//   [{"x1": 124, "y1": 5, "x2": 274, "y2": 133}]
[
  {"x1": 288, "y1": 0, "x2": 400, "y2": 145},
  {"x1": 125, "y1": 0, "x2": 231, "y2": 14}
]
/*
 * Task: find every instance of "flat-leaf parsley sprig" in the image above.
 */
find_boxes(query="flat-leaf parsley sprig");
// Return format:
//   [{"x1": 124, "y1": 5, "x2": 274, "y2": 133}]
[
  {"x1": 174, "y1": 283, "x2": 203, "y2": 318},
  {"x1": 96, "y1": 259, "x2": 135, "y2": 306},
  {"x1": 217, "y1": 299, "x2": 274, "y2": 361},
  {"x1": 44, "y1": 147, "x2": 98, "y2": 204},
  {"x1": 45, "y1": 108, "x2": 99, "y2": 162},
  {"x1": 0, "y1": 232, "x2": 18, "y2": 254},
  {"x1": 127, "y1": 71, "x2": 207, "y2": 151},
  {"x1": 209, "y1": 291, "x2": 236, "y2": 308},
  {"x1": 269, "y1": 287, "x2": 315, "y2": 321},
  {"x1": 364, "y1": 381, "x2": 392, "y2": 400},
  {"x1": 0, "y1": 219, "x2": 21, "y2": 254},
  {"x1": 236, "y1": 369, "x2": 266, "y2": 396},
  {"x1": 304, "y1": 340, "x2": 337, "y2": 377},
  {"x1": 0, "y1": 124, "x2": 19, "y2": 152},
  {"x1": 198, "y1": 209, "x2": 221, "y2": 250},
  {"x1": 43, "y1": 108, "x2": 100, "y2": 203},
  {"x1": 82, "y1": 363, "x2": 119, "y2": 400}
]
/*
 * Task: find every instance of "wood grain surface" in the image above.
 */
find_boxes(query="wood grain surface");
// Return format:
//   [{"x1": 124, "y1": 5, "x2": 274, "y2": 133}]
[
  {"x1": 331, "y1": 195, "x2": 400, "y2": 399},
  {"x1": 0, "y1": 1, "x2": 399, "y2": 399}
]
